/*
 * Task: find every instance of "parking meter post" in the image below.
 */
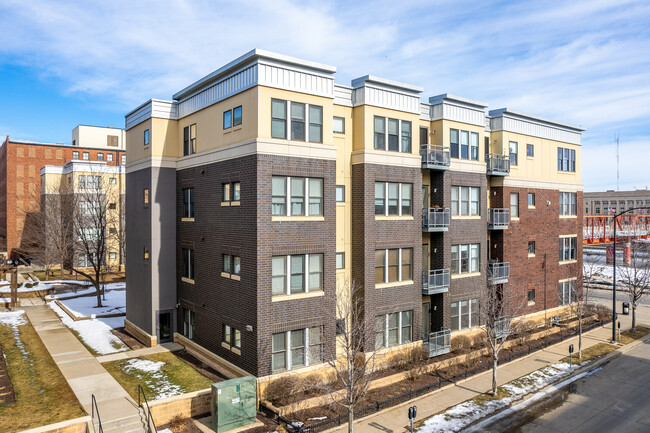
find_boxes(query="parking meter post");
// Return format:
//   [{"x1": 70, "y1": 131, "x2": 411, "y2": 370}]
[{"x1": 10, "y1": 268, "x2": 18, "y2": 311}]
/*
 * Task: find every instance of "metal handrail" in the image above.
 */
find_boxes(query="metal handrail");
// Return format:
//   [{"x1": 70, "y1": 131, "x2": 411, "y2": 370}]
[
  {"x1": 91, "y1": 394, "x2": 104, "y2": 433},
  {"x1": 488, "y1": 208, "x2": 510, "y2": 226},
  {"x1": 420, "y1": 144, "x2": 450, "y2": 166},
  {"x1": 486, "y1": 153, "x2": 510, "y2": 173},
  {"x1": 422, "y1": 207, "x2": 451, "y2": 228},
  {"x1": 487, "y1": 261, "x2": 510, "y2": 283},
  {"x1": 137, "y1": 384, "x2": 157, "y2": 433},
  {"x1": 422, "y1": 268, "x2": 450, "y2": 290}
]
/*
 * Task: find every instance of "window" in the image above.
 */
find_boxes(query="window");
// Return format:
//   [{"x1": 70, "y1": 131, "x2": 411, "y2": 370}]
[
  {"x1": 333, "y1": 116, "x2": 345, "y2": 134},
  {"x1": 450, "y1": 129, "x2": 459, "y2": 158},
  {"x1": 143, "y1": 246, "x2": 149, "y2": 261},
  {"x1": 271, "y1": 176, "x2": 322, "y2": 216},
  {"x1": 144, "y1": 129, "x2": 150, "y2": 146},
  {"x1": 109, "y1": 251, "x2": 117, "y2": 259},
  {"x1": 82, "y1": 152, "x2": 89, "y2": 160},
  {"x1": 451, "y1": 243, "x2": 480, "y2": 274},
  {"x1": 182, "y1": 248, "x2": 194, "y2": 280},
  {"x1": 336, "y1": 185, "x2": 345, "y2": 202},
  {"x1": 223, "y1": 324, "x2": 231, "y2": 345},
  {"x1": 79, "y1": 175, "x2": 101, "y2": 190},
  {"x1": 183, "y1": 124, "x2": 197, "y2": 156},
  {"x1": 232, "y1": 182, "x2": 240, "y2": 201},
  {"x1": 374, "y1": 310, "x2": 413, "y2": 349},
  {"x1": 108, "y1": 203, "x2": 117, "y2": 210},
  {"x1": 143, "y1": 188, "x2": 149, "y2": 204},
  {"x1": 309, "y1": 105, "x2": 323, "y2": 143},
  {"x1": 374, "y1": 182, "x2": 413, "y2": 216},
  {"x1": 420, "y1": 127, "x2": 428, "y2": 145},
  {"x1": 272, "y1": 254, "x2": 323, "y2": 296},
  {"x1": 528, "y1": 192, "x2": 535, "y2": 207},
  {"x1": 97, "y1": 153, "x2": 104, "y2": 161},
  {"x1": 557, "y1": 147, "x2": 576, "y2": 172},
  {"x1": 528, "y1": 241, "x2": 536, "y2": 255},
  {"x1": 510, "y1": 193, "x2": 519, "y2": 218},
  {"x1": 559, "y1": 237, "x2": 577, "y2": 262},
  {"x1": 528, "y1": 289, "x2": 535, "y2": 303},
  {"x1": 375, "y1": 248, "x2": 413, "y2": 284},
  {"x1": 559, "y1": 192, "x2": 577, "y2": 216},
  {"x1": 183, "y1": 188, "x2": 194, "y2": 218},
  {"x1": 470, "y1": 132, "x2": 479, "y2": 160},
  {"x1": 559, "y1": 280, "x2": 576, "y2": 305},
  {"x1": 107, "y1": 153, "x2": 114, "y2": 162},
  {"x1": 183, "y1": 309, "x2": 195, "y2": 340},
  {"x1": 451, "y1": 186, "x2": 480, "y2": 216},
  {"x1": 223, "y1": 110, "x2": 232, "y2": 129},
  {"x1": 107, "y1": 135, "x2": 119, "y2": 147},
  {"x1": 450, "y1": 299, "x2": 478, "y2": 331},
  {"x1": 509, "y1": 141, "x2": 518, "y2": 166},
  {"x1": 527, "y1": 144, "x2": 534, "y2": 157},
  {"x1": 272, "y1": 99, "x2": 287, "y2": 139},
  {"x1": 222, "y1": 183, "x2": 230, "y2": 202},
  {"x1": 374, "y1": 117, "x2": 412, "y2": 152},
  {"x1": 72, "y1": 151, "x2": 79, "y2": 160},
  {"x1": 121, "y1": 154, "x2": 126, "y2": 164},
  {"x1": 109, "y1": 177, "x2": 116, "y2": 185},
  {"x1": 291, "y1": 103, "x2": 305, "y2": 140},
  {"x1": 460, "y1": 131, "x2": 469, "y2": 159},
  {"x1": 222, "y1": 254, "x2": 240, "y2": 276},
  {"x1": 271, "y1": 100, "x2": 322, "y2": 143},
  {"x1": 336, "y1": 252, "x2": 345, "y2": 269},
  {"x1": 272, "y1": 327, "x2": 322, "y2": 371},
  {"x1": 233, "y1": 106, "x2": 242, "y2": 127},
  {"x1": 450, "y1": 129, "x2": 479, "y2": 160},
  {"x1": 336, "y1": 319, "x2": 346, "y2": 335}
]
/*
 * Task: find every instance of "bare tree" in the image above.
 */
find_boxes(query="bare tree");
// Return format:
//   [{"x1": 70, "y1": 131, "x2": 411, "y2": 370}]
[
  {"x1": 569, "y1": 255, "x2": 605, "y2": 359},
  {"x1": 322, "y1": 278, "x2": 377, "y2": 433},
  {"x1": 480, "y1": 281, "x2": 526, "y2": 395},
  {"x1": 617, "y1": 240, "x2": 650, "y2": 330}
]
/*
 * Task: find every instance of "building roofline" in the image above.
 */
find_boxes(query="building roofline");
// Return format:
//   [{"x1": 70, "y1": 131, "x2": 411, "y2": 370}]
[
  {"x1": 6, "y1": 138, "x2": 125, "y2": 152},
  {"x1": 489, "y1": 108, "x2": 585, "y2": 132},
  {"x1": 351, "y1": 75, "x2": 423, "y2": 94},
  {"x1": 428, "y1": 93, "x2": 488, "y2": 108}
]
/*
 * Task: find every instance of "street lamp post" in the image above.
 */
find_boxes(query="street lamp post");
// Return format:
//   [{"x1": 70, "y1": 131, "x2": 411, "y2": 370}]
[{"x1": 610, "y1": 207, "x2": 650, "y2": 343}]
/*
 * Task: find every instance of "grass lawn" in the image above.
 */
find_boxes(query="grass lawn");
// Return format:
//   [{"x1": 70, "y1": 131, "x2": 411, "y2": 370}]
[
  {"x1": 0, "y1": 316, "x2": 84, "y2": 432},
  {"x1": 104, "y1": 352, "x2": 212, "y2": 401},
  {"x1": 619, "y1": 325, "x2": 650, "y2": 344},
  {"x1": 560, "y1": 342, "x2": 618, "y2": 364}
]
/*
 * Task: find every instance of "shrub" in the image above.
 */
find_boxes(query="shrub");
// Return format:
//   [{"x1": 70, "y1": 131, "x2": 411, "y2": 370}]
[
  {"x1": 264, "y1": 376, "x2": 301, "y2": 406},
  {"x1": 452, "y1": 335, "x2": 473, "y2": 353}
]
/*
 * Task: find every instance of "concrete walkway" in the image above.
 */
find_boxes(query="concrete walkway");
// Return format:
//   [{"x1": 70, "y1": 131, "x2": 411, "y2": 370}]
[
  {"x1": 97, "y1": 342, "x2": 183, "y2": 364},
  {"x1": 24, "y1": 304, "x2": 140, "y2": 422},
  {"x1": 328, "y1": 316, "x2": 639, "y2": 433}
]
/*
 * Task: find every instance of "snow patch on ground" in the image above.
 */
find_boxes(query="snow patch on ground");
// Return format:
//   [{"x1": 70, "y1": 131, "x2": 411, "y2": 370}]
[
  {"x1": 45, "y1": 282, "x2": 125, "y2": 300},
  {"x1": 308, "y1": 417, "x2": 328, "y2": 421},
  {"x1": 0, "y1": 310, "x2": 27, "y2": 327},
  {"x1": 121, "y1": 357, "x2": 184, "y2": 400},
  {"x1": 56, "y1": 287, "x2": 126, "y2": 318},
  {"x1": 49, "y1": 301, "x2": 128, "y2": 355},
  {"x1": 416, "y1": 362, "x2": 579, "y2": 433}
]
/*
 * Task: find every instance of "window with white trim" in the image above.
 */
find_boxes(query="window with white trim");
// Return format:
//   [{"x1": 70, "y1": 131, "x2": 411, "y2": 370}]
[
  {"x1": 526, "y1": 144, "x2": 534, "y2": 157},
  {"x1": 183, "y1": 124, "x2": 196, "y2": 156},
  {"x1": 374, "y1": 182, "x2": 412, "y2": 216},
  {"x1": 528, "y1": 192, "x2": 535, "y2": 207},
  {"x1": 451, "y1": 244, "x2": 479, "y2": 274},
  {"x1": 271, "y1": 99, "x2": 322, "y2": 143},
  {"x1": 374, "y1": 248, "x2": 412, "y2": 284},
  {"x1": 271, "y1": 326, "x2": 322, "y2": 371},
  {"x1": 559, "y1": 280, "x2": 576, "y2": 305},
  {"x1": 97, "y1": 152, "x2": 104, "y2": 161},
  {"x1": 451, "y1": 186, "x2": 480, "y2": 216},
  {"x1": 222, "y1": 324, "x2": 241, "y2": 348},
  {"x1": 510, "y1": 193, "x2": 519, "y2": 218},
  {"x1": 82, "y1": 152, "x2": 89, "y2": 160},
  {"x1": 373, "y1": 117, "x2": 411, "y2": 152},
  {"x1": 450, "y1": 129, "x2": 479, "y2": 160},
  {"x1": 144, "y1": 129, "x2": 149, "y2": 146},
  {"x1": 558, "y1": 147, "x2": 576, "y2": 172},
  {"x1": 336, "y1": 185, "x2": 345, "y2": 202},
  {"x1": 79, "y1": 175, "x2": 101, "y2": 190},
  {"x1": 271, "y1": 176, "x2": 323, "y2": 216},
  {"x1": 272, "y1": 254, "x2": 323, "y2": 296},
  {"x1": 509, "y1": 141, "x2": 518, "y2": 166},
  {"x1": 559, "y1": 192, "x2": 577, "y2": 216},
  {"x1": 559, "y1": 237, "x2": 577, "y2": 262},
  {"x1": 374, "y1": 310, "x2": 412, "y2": 349},
  {"x1": 223, "y1": 254, "x2": 241, "y2": 277},
  {"x1": 333, "y1": 116, "x2": 345, "y2": 134},
  {"x1": 336, "y1": 252, "x2": 345, "y2": 269},
  {"x1": 450, "y1": 299, "x2": 479, "y2": 331}
]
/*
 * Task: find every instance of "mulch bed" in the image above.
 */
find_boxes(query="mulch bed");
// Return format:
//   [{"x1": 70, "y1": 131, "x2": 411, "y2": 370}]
[
  {"x1": 110, "y1": 327, "x2": 147, "y2": 350},
  {"x1": 174, "y1": 350, "x2": 228, "y2": 383},
  {"x1": 0, "y1": 341, "x2": 16, "y2": 404}
]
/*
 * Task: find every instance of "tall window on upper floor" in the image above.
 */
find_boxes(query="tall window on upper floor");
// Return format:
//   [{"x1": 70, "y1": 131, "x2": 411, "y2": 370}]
[
  {"x1": 182, "y1": 188, "x2": 194, "y2": 218},
  {"x1": 144, "y1": 129, "x2": 150, "y2": 146},
  {"x1": 450, "y1": 130, "x2": 479, "y2": 160},
  {"x1": 451, "y1": 186, "x2": 480, "y2": 216},
  {"x1": 309, "y1": 106, "x2": 323, "y2": 143},
  {"x1": 510, "y1": 192, "x2": 519, "y2": 218},
  {"x1": 272, "y1": 99, "x2": 287, "y2": 139},
  {"x1": 271, "y1": 176, "x2": 323, "y2": 216},
  {"x1": 509, "y1": 141, "x2": 518, "y2": 166},
  {"x1": 559, "y1": 237, "x2": 577, "y2": 262},
  {"x1": 374, "y1": 310, "x2": 412, "y2": 349},
  {"x1": 374, "y1": 182, "x2": 412, "y2": 216},
  {"x1": 183, "y1": 124, "x2": 196, "y2": 156},
  {"x1": 182, "y1": 248, "x2": 195, "y2": 280},
  {"x1": 451, "y1": 244, "x2": 479, "y2": 274},
  {"x1": 333, "y1": 116, "x2": 345, "y2": 134},
  {"x1": 272, "y1": 254, "x2": 323, "y2": 296},
  {"x1": 558, "y1": 147, "x2": 576, "y2": 172},
  {"x1": 373, "y1": 117, "x2": 411, "y2": 152},
  {"x1": 420, "y1": 127, "x2": 428, "y2": 145},
  {"x1": 559, "y1": 192, "x2": 577, "y2": 216},
  {"x1": 271, "y1": 99, "x2": 322, "y2": 143},
  {"x1": 375, "y1": 248, "x2": 412, "y2": 284}
]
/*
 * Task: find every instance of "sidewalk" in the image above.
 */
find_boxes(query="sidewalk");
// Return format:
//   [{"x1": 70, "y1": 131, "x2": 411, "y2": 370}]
[
  {"x1": 327, "y1": 317, "x2": 634, "y2": 433},
  {"x1": 23, "y1": 304, "x2": 139, "y2": 422}
]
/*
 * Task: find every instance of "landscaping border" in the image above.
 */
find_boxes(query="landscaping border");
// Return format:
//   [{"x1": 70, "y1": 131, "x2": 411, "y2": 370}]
[{"x1": 16, "y1": 416, "x2": 91, "y2": 433}]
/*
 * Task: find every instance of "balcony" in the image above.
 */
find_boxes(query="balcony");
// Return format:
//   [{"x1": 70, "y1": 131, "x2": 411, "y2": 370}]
[
  {"x1": 486, "y1": 154, "x2": 510, "y2": 176},
  {"x1": 488, "y1": 208, "x2": 510, "y2": 230},
  {"x1": 422, "y1": 208, "x2": 450, "y2": 232},
  {"x1": 487, "y1": 261, "x2": 510, "y2": 285},
  {"x1": 427, "y1": 328, "x2": 451, "y2": 357},
  {"x1": 420, "y1": 144, "x2": 450, "y2": 170},
  {"x1": 422, "y1": 269, "x2": 450, "y2": 295}
]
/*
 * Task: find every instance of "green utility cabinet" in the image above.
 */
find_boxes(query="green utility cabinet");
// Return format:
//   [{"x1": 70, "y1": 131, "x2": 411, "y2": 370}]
[{"x1": 210, "y1": 376, "x2": 257, "y2": 432}]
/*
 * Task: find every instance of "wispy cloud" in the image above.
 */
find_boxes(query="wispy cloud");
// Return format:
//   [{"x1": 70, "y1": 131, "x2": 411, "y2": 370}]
[{"x1": 0, "y1": 0, "x2": 649, "y2": 189}]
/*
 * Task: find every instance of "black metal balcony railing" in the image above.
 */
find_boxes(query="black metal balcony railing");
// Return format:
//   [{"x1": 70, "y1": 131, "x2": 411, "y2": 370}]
[
  {"x1": 420, "y1": 144, "x2": 451, "y2": 170},
  {"x1": 422, "y1": 269, "x2": 450, "y2": 295},
  {"x1": 488, "y1": 208, "x2": 510, "y2": 229},
  {"x1": 487, "y1": 261, "x2": 510, "y2": 284},
  {"x1": 427, "y1": 328, "x2": 451, "y2": 358},
  {"x1": 486, "y1": 154, "x2": 510, "y2": 175},
  {"x1": 422, "y1": 208, "x2": 450, "y2": 232}
]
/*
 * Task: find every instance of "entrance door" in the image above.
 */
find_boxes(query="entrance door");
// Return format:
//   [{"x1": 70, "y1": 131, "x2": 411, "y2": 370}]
[
  {"x1": 422, "y1": 302, "x2": 431, "y2": 339},
  {"x1": 157, "y1": 310, "x2": 173, "y2": 343}
]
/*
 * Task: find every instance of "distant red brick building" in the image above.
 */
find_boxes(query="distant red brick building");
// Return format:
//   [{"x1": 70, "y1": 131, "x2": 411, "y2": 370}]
[{"x1": 0, "y1": 126, "x2": 125, "y2": 258}]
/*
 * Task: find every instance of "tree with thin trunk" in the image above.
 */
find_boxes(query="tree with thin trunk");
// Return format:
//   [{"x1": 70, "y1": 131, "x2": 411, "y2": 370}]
[
  {"x1": 322, "y1": 278, "x2": 377, "y2": 433},
  {"x1": 568, "y1": 256, "x2": 602, "y2": 360},
  {"x1": 617, "y1": 240, "x2": 650, "y2": 330},
  {"x1": 480, "y1": 281, "x2": 526, "y2": 395}
]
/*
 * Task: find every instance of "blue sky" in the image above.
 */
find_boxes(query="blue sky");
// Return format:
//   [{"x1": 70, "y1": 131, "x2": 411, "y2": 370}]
[{"x1": 1, "y1": 0, "x2": 649, "y2": 191}]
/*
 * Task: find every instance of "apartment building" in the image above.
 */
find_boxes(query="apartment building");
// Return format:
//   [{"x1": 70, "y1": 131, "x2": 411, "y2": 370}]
[
  {"x1": 584, "y1": 190, "x2": 650, "y2": 215},
  {"x1": 124, "y1": 49, "x2": 583, "y2": 378},
  {"x1": 0, "y1": 125, "x2": 126, "y2": 258}
]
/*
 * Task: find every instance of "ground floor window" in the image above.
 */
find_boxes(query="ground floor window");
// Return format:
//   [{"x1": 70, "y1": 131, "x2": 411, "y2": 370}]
[
  {"x1": 374, "y1": 310, "x2": 412, "y2": 349},
  {"x1": 183, "y1": 309, "x2": 195, "y2": 340},
  {"x1": 271, "y1": 326, "x2": 323, "y2": 372},
  {"x1": 559, "y1": 280, "x2": 576, "y2": 305},
  {"x1": 450, "y1": 299, "x2": 478, "y2": 331}
]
